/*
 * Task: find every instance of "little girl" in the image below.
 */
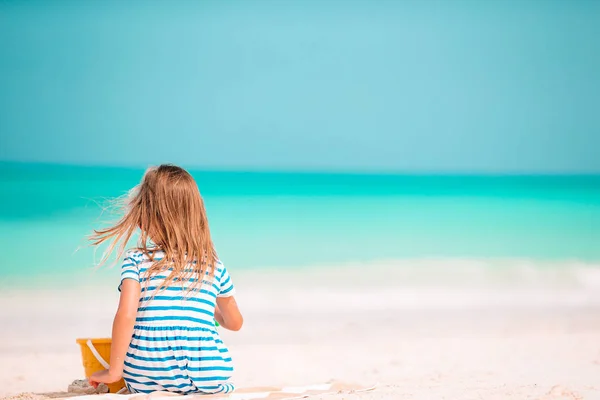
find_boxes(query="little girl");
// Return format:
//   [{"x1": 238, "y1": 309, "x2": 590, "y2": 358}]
[{"x1": 88, "y1": 164, "x2": 243, "y2": 395}]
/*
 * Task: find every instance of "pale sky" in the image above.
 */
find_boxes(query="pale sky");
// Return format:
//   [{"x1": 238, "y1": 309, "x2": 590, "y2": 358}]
[{"x1": 1, "y1": 0, "x2": 599, "y2": 172}]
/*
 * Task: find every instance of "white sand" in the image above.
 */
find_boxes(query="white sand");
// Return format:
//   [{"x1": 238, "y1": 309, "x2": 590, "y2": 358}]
[{"x1": 1, "y1": 261, "x2": 600, "y2": 399}]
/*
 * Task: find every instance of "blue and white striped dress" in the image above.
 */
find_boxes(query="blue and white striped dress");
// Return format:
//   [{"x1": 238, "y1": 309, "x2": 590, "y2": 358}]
[{"x1": 119, "y1": 249, "x2": 236, "y2": 395}]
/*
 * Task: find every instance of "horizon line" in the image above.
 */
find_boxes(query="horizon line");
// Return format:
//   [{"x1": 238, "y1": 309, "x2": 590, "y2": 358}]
[{"x1": 1, "y1": 159, "x2": 599, "y2": 177}]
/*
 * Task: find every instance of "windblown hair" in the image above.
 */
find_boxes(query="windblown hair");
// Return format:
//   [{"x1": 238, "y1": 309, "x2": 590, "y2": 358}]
[{"x1": 90, "y1": 164, "x2": 217, "y2": 289}]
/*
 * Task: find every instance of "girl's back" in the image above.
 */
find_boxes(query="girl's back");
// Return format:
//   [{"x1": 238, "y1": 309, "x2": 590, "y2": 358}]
[{"x1": 125, "y1": 249, "x2": 235, "y2": 327}]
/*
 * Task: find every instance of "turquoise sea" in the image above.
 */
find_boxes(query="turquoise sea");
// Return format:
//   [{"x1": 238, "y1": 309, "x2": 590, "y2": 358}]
[{"x1": 1, "y1": 162, "x2": 599, "y2": 287}]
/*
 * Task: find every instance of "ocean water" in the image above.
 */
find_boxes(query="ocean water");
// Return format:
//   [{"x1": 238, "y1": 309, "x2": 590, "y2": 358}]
[{"x1": 1, "y1": 162, "x2": 599, "y2": 288}]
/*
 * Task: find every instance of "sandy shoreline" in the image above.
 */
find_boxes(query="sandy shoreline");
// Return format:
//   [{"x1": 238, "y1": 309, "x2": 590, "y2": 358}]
[{"x1": 2, "y1": 263, "x2": 600, "y2": 399}]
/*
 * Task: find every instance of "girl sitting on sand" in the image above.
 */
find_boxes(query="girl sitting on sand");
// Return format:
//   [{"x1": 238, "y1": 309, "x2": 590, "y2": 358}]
[{"x1": 88, "y1": 164, "x2": 243, "y2": 394}]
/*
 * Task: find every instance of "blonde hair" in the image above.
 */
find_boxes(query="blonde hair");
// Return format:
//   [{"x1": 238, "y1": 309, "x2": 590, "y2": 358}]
[{"x1": 90, "y1": 164, "x2": 217, "y2": 289}]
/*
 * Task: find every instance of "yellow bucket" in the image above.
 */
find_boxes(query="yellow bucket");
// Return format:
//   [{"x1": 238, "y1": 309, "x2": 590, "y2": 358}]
[{"x1": 76, "y1": 338, "x2": 126, "y2": 393}]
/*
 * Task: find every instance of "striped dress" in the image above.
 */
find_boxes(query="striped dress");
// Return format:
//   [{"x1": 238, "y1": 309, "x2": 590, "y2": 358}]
[{"x1": 119, "y1": 249, "x2": 236, "y2": 395}]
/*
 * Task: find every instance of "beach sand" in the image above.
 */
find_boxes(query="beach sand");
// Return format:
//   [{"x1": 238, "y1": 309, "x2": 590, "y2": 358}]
[{"x1": 1, "y1": 262, "x2": 600, "y2": 399}]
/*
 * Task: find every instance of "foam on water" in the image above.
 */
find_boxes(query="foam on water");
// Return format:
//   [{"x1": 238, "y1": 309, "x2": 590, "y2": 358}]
[{"x1": 240, "y1": 258, "x2": 600, "y2": 311}]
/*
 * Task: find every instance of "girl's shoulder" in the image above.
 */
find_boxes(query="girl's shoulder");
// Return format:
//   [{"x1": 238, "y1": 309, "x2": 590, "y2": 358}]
[
  {"x1": 213, "y1": 259, "x2": 225, "y2": 272},
  {"x1": 123, "y1": 248, "x2": 159, "y2": 264}
]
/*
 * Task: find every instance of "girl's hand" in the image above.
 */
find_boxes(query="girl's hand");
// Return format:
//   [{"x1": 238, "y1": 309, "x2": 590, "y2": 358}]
[
  {"x1": 89, "y1": 369, "x2": 122, "y2": 388},
  {"x1": 214, "y1": 305, "x2": 224, "y2": 327}
]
